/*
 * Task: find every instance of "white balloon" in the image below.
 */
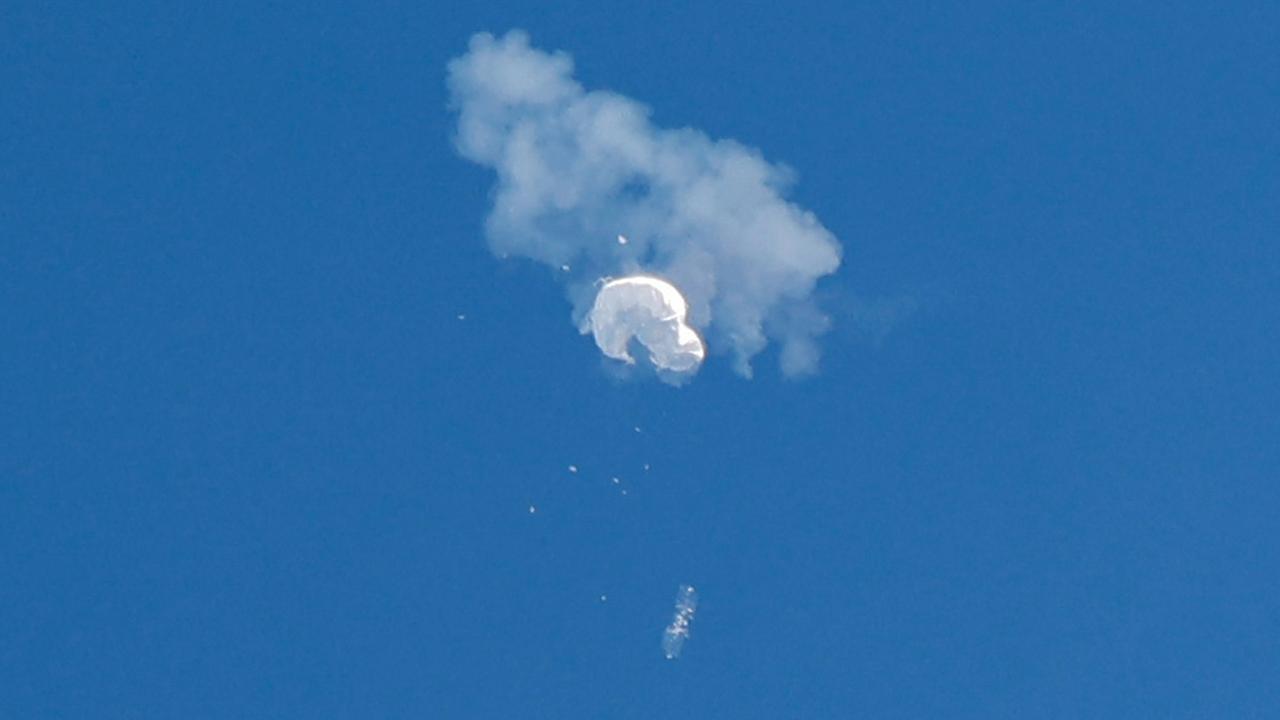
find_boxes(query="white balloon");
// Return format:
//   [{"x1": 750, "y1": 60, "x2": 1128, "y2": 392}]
[{"x1": 583, "y1": 276, "x2": 705, "y2": 373}]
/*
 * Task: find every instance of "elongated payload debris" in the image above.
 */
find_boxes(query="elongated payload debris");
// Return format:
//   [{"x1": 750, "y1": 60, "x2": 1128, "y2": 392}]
[{"x1": 662, "y1": 584, "x2": 698, "y2": 659}]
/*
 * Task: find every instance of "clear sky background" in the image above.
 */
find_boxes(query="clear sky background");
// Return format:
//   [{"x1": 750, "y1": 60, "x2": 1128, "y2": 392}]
[{"x1": 3, "y1": 2, "x2": 1278, "y2": 718}]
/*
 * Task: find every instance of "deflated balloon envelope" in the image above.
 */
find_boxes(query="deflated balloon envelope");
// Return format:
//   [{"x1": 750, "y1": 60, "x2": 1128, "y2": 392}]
[{"x1": 584, "y1": 276, "x2": 705, "y2": 373}]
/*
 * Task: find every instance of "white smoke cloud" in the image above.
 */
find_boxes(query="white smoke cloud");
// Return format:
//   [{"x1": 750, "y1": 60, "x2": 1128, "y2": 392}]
[{"x1": 447, "y1": 31, "x2": 842, "y2": 377}]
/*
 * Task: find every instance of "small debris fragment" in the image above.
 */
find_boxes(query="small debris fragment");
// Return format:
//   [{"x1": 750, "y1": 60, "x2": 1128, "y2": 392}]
[
  {"x1": 528, "y1": 505, "x2": 537, "y2": 514},
  {"x1": 617, "y1": 234, "x2": 629, "y2": 245},
  {"x1": 568, "y1": 465, "x2": 578, "y2": 474}
]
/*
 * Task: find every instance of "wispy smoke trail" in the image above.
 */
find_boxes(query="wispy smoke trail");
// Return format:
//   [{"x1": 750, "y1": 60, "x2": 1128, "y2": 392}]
[{"x1": 447, "y1": 31, "x2": 842, "y2": 377}]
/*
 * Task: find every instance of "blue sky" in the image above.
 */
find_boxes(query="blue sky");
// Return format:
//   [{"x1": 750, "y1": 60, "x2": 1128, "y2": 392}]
[{"x1": 3, "y1": 2, "x2": 1278, "y2": 717}]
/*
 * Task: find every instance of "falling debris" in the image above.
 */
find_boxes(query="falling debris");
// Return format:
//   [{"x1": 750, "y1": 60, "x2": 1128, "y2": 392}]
[
  {"x1": 611, "y1": 477, "x2": 621, "y2": 485},
  {"x1": 456, "y1": 314, "x2": 467, "y2": 320},
  {"x1": 643, "y1": 464, "x2": 651, "y2": 471},
  {"x1": 568, "y1": 465, "x2": 578, "y2": 474},
  {"x1": 617, "y1": 234, "x2": 629, "y2": 245},
  {"x1": 600, "y1": 595, "x2": 608, "y2": 603},
  {"x1": 584, "y1": 275, "x2": 705, "y2": 374},
  {"x1": 528, "y1": 505, "x2": 537, "y2": 514},
  {"x1": 634, "y1": 426, "x2": 642, "y2": 433},
  {"x1": 662, "y1": 584, "x2": 698, "y2": 660},
  {"x1": 560, "y1": 264, "x2": 571, "y2": 272}
]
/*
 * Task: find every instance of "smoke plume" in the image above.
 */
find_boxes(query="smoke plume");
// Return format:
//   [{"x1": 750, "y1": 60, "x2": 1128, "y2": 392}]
[{"x1": 447, "y1": 31, "x2": 842, "y2": 377}]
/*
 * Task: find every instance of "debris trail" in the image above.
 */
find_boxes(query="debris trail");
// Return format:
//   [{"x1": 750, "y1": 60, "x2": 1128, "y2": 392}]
[{"x1": 662, "y1": 584, "x2": 698, "y2": 659}]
